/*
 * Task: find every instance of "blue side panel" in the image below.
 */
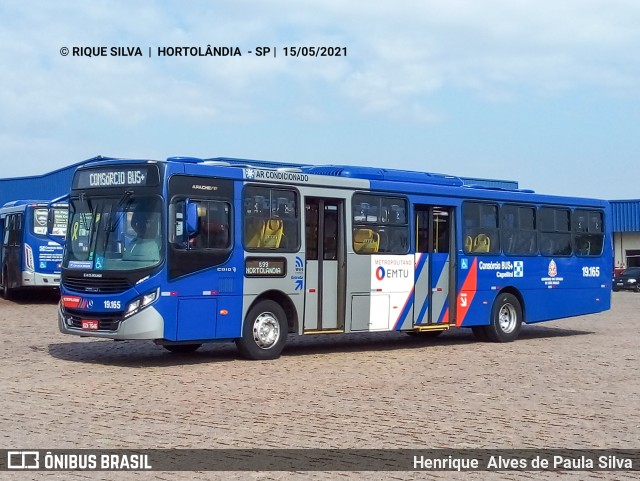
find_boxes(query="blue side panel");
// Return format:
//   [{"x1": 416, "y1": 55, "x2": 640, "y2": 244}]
[
  {"x1": 525, "y1": 288, "x2": 609, "y2": 323},
  {"x1": 176, "y1": 298, "x2": 218, "y2": 340},
  {"x1": 158, "y1": 169, "x2": 245, "y2": 341},
  {"x1": 456, "y1": 254, "x2": 611, "y2": 327},
  {"x1": 158, "y1": 296, "x2": 179, "y2": 341}
]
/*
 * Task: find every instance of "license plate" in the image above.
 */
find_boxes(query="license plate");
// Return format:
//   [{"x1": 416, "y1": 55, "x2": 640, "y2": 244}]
[{"x1": 82, "y1": 320, "x2": 99, "y2": 330}]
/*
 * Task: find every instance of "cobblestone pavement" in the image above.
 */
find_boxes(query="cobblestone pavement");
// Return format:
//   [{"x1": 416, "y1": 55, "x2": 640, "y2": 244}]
[{"x1": 0, "y1": 291, "x2": 638, "y2": 480}]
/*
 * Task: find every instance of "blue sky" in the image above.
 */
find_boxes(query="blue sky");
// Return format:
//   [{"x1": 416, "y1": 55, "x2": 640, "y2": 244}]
[{"x1": 1, "y1": 0, "x2": 639, "y2": 199}]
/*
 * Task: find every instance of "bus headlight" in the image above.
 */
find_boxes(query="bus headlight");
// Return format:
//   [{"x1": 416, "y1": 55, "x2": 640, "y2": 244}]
[
  {"x1": 124, "y1": 288, "x2": 159, "y2": 318},
  {"x1": 25, "y1": 244, "x2": 34, "y2": 272}
]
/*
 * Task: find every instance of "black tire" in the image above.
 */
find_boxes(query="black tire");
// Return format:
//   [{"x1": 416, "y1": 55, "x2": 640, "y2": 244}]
[
  {"x1": 484, "y1": 293, "x2": 522, "y2": 342},
  {"x1": 236, "y1": 300, "x2": 287, "y2": 360},
  {"x1": 471, "y1": 326, "x2": 489, "y2": 341},
  {"x1": 163, "y1": 344, "x2": 202, "y2": 354}
]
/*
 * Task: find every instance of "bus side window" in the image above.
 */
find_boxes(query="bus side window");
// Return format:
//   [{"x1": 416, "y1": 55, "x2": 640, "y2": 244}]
[
  {"x1": 189, "y1": 201, "x2": 231, "y2": 250},
  {"x1": 243, "y1": 186, "x2": 299, "y2": 252},
  {"x1": 2, "y1": 216, "x2": 10, "y2": 246},
  {"x1": 463, "y1": 202, "x2": 499, "y2": 254},
  {"x1": 353, "y1": 228, "x2": 380, "y2": 253},
  {"x1": 573, "y1": 209, "x2": 604, "y2": 257},
  {"x1": 262, "y1": 218, "x2": 284, "y2": 249}
]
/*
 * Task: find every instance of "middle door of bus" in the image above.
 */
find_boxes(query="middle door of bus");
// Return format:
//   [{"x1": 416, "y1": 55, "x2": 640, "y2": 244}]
[
  {"x1": 2, "y1": 213, "x2": 23, "y2": 289},
  {"x1": 303, "y1": 197, "x2": 346, "y2": 332},
  {"x1": 414, "y1": 205, "x2": 455, "y2": 326}
]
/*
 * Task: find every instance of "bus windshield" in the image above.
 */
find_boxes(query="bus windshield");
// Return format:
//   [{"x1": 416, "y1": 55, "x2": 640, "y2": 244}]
[
  {"x1": 32, "y1": 207, "x2": 68, "y2": 237},
  {"x1": 64, "y1": 195, "x2": 163, "y2": 271}
]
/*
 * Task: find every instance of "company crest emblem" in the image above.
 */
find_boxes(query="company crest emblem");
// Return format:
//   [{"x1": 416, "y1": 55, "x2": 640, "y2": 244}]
[{"x1": 548, "y1": 259, "x2": 557, "y2": 278}]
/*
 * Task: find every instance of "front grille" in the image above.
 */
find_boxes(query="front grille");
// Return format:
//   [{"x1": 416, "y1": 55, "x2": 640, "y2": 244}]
[{"x1": 63, "y1": 275, "x2": 131, "y2": 294}]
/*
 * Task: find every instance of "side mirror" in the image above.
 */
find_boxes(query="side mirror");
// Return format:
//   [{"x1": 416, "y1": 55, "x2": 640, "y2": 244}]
[
  {"x1": 46, "y1": 208, "x2": 55, "y2": 235},
  {"x1": 185, "y1": 200, "x2": 199, "y2": 236}
]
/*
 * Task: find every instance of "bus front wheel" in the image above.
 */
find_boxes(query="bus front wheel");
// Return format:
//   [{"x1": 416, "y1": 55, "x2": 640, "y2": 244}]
[
  {"x1": 236, "y1": 300, "x2": 287, "y2": 360},
  {"x1": 484, "y1": 293, "x2": 522, "y2": 342}
]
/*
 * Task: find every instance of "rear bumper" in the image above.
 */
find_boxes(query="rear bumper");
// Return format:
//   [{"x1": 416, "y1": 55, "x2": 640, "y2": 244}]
[{"x1": 22, "y1": 270, "x2": 60, "y2": 287}]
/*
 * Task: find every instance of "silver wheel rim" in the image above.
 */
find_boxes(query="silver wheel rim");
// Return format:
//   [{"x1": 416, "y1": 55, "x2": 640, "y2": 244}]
[
  {"x1": 252, "y1": 312, "x2": 280, "y2": 349},
  {"x1": 498, "y1": 303, "x2": 517, "y2": 333}
]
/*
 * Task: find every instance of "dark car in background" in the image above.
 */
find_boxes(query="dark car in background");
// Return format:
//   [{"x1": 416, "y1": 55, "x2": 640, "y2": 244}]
[{"x1": 612, "y1": 267, "x2": 640, "y2": 292}]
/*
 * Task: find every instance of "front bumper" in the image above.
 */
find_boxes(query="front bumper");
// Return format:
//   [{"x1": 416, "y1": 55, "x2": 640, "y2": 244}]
[{"x1": 58, "y1": 304, "x2": 164, "y2": 340}]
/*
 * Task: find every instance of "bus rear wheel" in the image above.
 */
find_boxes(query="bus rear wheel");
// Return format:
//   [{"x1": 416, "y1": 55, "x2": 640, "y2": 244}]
[
  {"x1": 484, "y1": 293, "x2": 522, "y2": 342},
  {"x1": 236, "y1": 300, "x2": 287, "y2": 360}
]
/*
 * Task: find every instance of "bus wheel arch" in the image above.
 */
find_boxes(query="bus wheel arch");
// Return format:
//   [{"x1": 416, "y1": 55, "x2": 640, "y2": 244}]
[
  {"x1": 236, "y1": 292, "x2": 295, "y2": 360},
  {"x1": 484, "y1": 289, "x2": 524, "y2": 342},
  {"x1": 246, "y1": 290, "x2": 299, "y2": 334},
  {"x1": 498, "y1": 287, "x2": 526, "y2": 324}
]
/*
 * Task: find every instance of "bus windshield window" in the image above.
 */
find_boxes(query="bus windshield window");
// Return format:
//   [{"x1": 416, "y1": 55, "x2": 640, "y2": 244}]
[
  {"x1": 32, "y1": 207, "x2": 68, "y2": 237},
  {"x1": 32, "y1": 208, "x2": 49, "y2": 236},
  {"x1": 64, "y1": 195, "x2": 163, "y2": 271}
]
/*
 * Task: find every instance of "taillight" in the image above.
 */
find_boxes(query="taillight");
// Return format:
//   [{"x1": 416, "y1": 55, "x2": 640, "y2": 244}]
[{"x1": 25, "y1": 244, "x2": 34, "y2": 271}]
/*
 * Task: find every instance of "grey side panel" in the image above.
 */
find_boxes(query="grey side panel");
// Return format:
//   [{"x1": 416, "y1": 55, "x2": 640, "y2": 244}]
[
  {"x1": 350, "y1": 294, "x2": 371, "y2": 331},
  {"x1": 345, "y1": 252, "x2": 371, "y2": 332},
  {"x1": 304, "y1": 261, "x2": 319, "y2": 330},
  {"x1": 322, "y1": 260, "x2": 339, "y2": 329},
  {"x1": 242, "y1": 252, "x2": 305, "y2": 334}
]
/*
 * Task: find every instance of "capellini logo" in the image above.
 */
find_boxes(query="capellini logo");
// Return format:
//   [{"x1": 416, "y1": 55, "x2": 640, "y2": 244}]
[{"x1": 376, "y1": 266, "x2": 386, "y2": 281}]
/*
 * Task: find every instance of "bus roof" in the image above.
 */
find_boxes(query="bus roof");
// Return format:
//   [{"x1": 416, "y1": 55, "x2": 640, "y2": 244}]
[
  {"x1": 2, "y1": 200, "x2": 64, "y2": 208},
  {"x1": 74, "y1": 155, "x2": 607, "y2": 207}
]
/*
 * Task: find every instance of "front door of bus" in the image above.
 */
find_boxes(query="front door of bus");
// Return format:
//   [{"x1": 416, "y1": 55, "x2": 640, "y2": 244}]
[
  {"x1": 414, "y1": 206, "x2": 455, "y2": 326},
  {"x1": 303, "y1": 198, "x2": 345, "y2": 332}
]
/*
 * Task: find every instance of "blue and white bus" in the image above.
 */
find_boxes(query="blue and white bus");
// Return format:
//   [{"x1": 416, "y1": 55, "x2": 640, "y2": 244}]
[
  {"x1": 57, "y1": 157, "x2": 611, "y2": 359},
  {"x1": 0, "y1": 200, "x2": 68, "y2": 299}
]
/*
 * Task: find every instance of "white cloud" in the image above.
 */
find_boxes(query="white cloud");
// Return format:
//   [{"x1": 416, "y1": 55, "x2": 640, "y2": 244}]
[{"x1": 3, "y1": 0, "x2": 639, "y2": 127}]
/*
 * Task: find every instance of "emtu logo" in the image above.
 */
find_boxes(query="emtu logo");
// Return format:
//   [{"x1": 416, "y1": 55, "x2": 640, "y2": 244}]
[{"x1": 375, "y1": 266, "x2": 386, "y2": 281}]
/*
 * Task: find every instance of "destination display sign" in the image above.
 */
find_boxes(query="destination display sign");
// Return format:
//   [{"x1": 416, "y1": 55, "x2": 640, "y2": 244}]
[
  {"x1": 73, "y1": 166, "x2": 160, "y2": 189},
  {"x1": 245, "y1": 257, "x2": 287, "y2": 278}
]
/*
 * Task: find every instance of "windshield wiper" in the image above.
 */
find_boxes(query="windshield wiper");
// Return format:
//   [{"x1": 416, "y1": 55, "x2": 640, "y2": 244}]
[
  {"x1": 76, "y1": 193, "x2": 92, "y2": 232},
  {"x1": 106, "y1": 190, "x2": 134, "y2": 232}
]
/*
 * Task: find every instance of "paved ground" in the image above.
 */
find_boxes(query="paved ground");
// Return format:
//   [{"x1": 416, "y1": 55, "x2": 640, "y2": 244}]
[{"x1": 0, "y1": 291, "x2": 638, "y2": 480}]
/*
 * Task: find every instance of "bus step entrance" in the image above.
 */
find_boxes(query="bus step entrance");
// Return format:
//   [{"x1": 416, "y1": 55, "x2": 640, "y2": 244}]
[{"x1": 412, "y1": 324, "x2": 450, "y2": 333}]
